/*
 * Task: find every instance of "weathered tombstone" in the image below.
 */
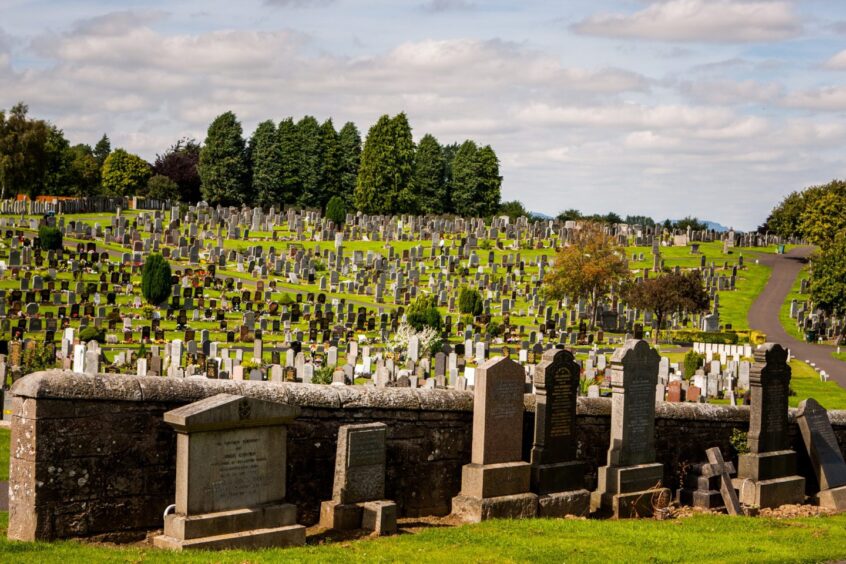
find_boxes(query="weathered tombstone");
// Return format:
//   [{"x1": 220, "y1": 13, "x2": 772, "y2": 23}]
[
  {"x1": 590, "y1": 339, "x2": 670, "y2": 518},
  {"x1": 530, "y1": 348, "x2": 589, "y2": 516},
  {"x1": 734, "y1": 343, "x2": 805, "y2": 509},
  {"x1": 451, "y1": 356, "x2": 537, "y2": 522},
  {"x1": 796, "y1": 398, "x2": 846, "y2": 511},
  {"x1": 319, "y1": 422, "x2": 397, "y2": 535},
  {"x1": 153, "y1": 394, "x2": 306, "y2": 550}
]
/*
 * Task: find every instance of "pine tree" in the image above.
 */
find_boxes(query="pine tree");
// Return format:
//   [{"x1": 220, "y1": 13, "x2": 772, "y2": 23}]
[
  {"x1": 93, "y1": 134, "x2": 111, "y2": 168},
  {"x1": 248, "y1": 120, "x2": 283, "y2": 208},
  {"x1": 338, "y1": 122, "x2": 361, "y2": 207},
  {"x1": 413, "y1": 134, "x2": 446, "y2": 214},
  {"x1": 296, "y1": 116, "x2": 321, "y2": 208},
  {"x1": 277, "y1": 117, "x2": 300, "y2": 206},
  {"x1": 450, "y1": 140, "x2": 480, "y2": 217},
  {"x1": 441, "y1": 142, "x2": 459, "y2": 214},
  {"x1": 391, "y1": 113, "x2": 417, "y2": 214},
  {"x1": 318, "y1": 119, "x2": 341, "y2": 210},
  {"x1": 355, "y1": 114, "x2": 394, "y2": 214},
  {"x1": 198, "y1": 112, "x2": 249, "y2": 206},
  {"x1": 476, "y1": 145, "x2": 502, "y2": 217}
]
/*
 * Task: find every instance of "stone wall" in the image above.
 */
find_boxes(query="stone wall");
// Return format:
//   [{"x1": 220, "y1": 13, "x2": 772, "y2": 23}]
[{"x1": 8, "y1": 370, "x2": 846, "y2": 542}]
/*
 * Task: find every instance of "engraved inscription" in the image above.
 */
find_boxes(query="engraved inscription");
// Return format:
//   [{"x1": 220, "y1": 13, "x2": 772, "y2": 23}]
[
  {"x1": 347, "y1": 430, "x2": 386, "y2": 468},
  {"x1": 205, "y1": 436, "x2": 268, "y2": 502},
  {"x1": 488, "y1": 379, "x2": 524, "y2": 420},
  {"x1": 549, "y1": 366, "x2": 574, "y2": 438}
]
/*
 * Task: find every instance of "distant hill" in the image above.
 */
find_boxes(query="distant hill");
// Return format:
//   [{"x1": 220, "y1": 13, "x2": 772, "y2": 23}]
[
  {"x1": 701, "y1": 220, "x2": 730, "y2": 232},
  {"x1": 529, "y1": 211, "x2": 553, "y2": 220}
]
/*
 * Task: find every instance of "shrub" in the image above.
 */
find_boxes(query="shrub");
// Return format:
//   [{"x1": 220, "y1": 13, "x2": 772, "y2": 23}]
[
  {"x1": 141, "y1": 253, "x2": 172, "y2": 305},
  {"x1": 671, "y1": 330, "x2": 739, "y2": 345},
  {"x1": 38, "y1": 225, "x2": 63, "y2": 250},
  {"x1": 145, "y1": 174, "x2": 180, "y2": 200},
  {"x1": 730, "y1": 428, "x2": 749, "y2": 455},
  {"x1": 326, "y1": 195, "x2": 346, "y2": 225},
  {"x1": 406, "y1": 295, "x2": 442, "y2": 331},
  {"x1": 22, "y1": 342, "x2": 56, "y2": 375},
  {"x1": 313, "y1": 365, "x2": 334, "y2": 384},
  {"x1": 487, "y1": 321, "x2": 502, "y2": 338},
  {"x1": 458, "y1": 287, "x2": 484, "y2": 316},
  {"x1": 79, "y1": 325, "x2": 106, "y2": 343},
  {"x1": 683, "y1": 350, "x2": 704, "y2": 379}
]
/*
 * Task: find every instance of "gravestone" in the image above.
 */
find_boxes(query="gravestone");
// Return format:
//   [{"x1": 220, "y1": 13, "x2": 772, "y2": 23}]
[
  {"x1": 530, "y1": 348, "x2": 589, "y2": 516},
  {"x1": 451, "y1": 356, "x2": 537, "y2": 522},
  {"x1": 590, "y1": 339, "x2": 670, "y2": 518},
  {"x1": 319, "y1": 423, "x2": 397, "y2": 535},
  {"x1": 734, "y1": 343, "x2": 805, "y2": 509},
  {"x1": 153, "y1": 394, "x2": 306, "y2": 550},
  {"x1": 796, "y1": 398, "x2": 846, "y2": 511}
]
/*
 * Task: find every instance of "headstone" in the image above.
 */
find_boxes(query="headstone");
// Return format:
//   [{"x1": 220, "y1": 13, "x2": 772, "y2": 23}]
[
  {"x1": 153, "y1": 394, "x2": 306, "y2": 550},
  {"x1": 451, "y1": 356, "x2": 538, "y2": 522},
  {"x1": 734, "y1": 343, "x2": 805, "y2": 509},
  {"x1": 319, "y1": 423, "x2": 397, "y2": 535},
  {"x1": 530, "y1": 348, "x2": 589, "y2": 516},
  {"x1": 796, "y1": 398, "x2": 846, "y2": 511},
  {"x1": 590, "y1": 340, "x2": 670, "y2": 518}
]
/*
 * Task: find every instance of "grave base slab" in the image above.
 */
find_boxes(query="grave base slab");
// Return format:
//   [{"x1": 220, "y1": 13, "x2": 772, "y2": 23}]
[
  {"x1": 451, "y1": 492, "x2": 538, "y2": 523},
  {"x1": 319, "y1": 499, "x2": 397, "y2": 534},
  {"x1": 163, "y1": 503, "x2": 297, "y2": 540},
  {"x1": 460, "y1": 461, "x2": 532, "y2": 499},
  {"x1": 734, "y1": 475, "x2": 805, "y2": 509},
  {"x1": 591, "y1": 488, "x2": 671, "y2": 519},
  {"x1": 537, "y1": 489, "x2": 590, "y2": 518},
  {"x1": 362, "y1": 500, "x2": 397, "y2": 535},
  {"x1": 153, "y1": 524, "x2": 305, "y2": 551},
  {"x1": 676, "y1": 489, "x2": 724, "y2": 510},
  {"x1": 738, "y1": 451, "x2": 797, "y2": 482},
  {"x1": 532, "y1": 461, "x2": 585, "y2": 496},
  {"x1": 816, "y1": 485, "x2": 846, "y2": 512}
]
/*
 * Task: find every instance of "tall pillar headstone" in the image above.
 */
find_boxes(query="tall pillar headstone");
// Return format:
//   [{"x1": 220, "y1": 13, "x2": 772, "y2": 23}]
[
  {"x1": 796, "y1": 398, "x2": 846, "y2": 511},
  {"x1": 734, "y1": 343, "x2": 805, "y2": 508},
  {"x1": 319, "y1": 423, "x2": 397, "y2": 535},
  {"x1": 153, "y1": 394, "x2": 305, "y2": 550},
  {"x1": 590, "y1": 339, "x2": 670, "y2": 518},
  {"x1": 531, "y1": 348, "x2": 589, "y2": 516},
  {"x1": 451, "y1": 356, "x2": 538, "y2": 522}
]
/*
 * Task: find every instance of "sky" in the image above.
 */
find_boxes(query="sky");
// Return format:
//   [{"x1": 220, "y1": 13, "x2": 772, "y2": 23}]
[{"x1": 1, "y1": 0, "x2": 846, "y2": 229}]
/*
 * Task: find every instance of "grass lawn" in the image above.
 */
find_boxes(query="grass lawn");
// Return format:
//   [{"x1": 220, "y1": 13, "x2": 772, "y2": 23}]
[
  {"x1": 0, "y1": 428, "x2": 7, "y2": 482},
  {"x1": 789, "y1": 360, "x2": 846, "y2": 409},
  {"x1": 718, "y1": 262, "x2": 772, "y2": 331},
  {"x1": 832, "y1": 351, "x2": 846, "y2": 362},
  {"x1": 1, "y1": 511, "x2": 845, "y2": 563}
]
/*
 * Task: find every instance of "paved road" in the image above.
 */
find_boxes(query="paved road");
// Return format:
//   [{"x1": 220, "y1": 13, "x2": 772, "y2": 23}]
[{"x1": 747, "y1": 246, "x2": 846, "y2": 389}]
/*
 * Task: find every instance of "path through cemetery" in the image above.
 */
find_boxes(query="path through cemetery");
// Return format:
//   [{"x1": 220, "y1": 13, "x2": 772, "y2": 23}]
[{"x1": 749, "y1": 246, "x2": 846, "y2": 388}]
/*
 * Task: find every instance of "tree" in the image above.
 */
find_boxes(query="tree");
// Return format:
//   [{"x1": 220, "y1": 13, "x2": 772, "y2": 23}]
[
  {"x1": 153, "y1": 139, "x2": 201, "y2": 202},
  {"x1": 63, "y1": 144, "x2": 101, "y2": 196},
  {"x1": 625, "y1": 270, "x2": 709, "y2": 342},
  {"x1": 557, "y1": 209, "x2": 582, "y2": 222},
  {"x1": 141, "y1": 253, "x2": 172, "y2": 305},
  {"x1": 277, "y1": 117, "x2": 300, "y2": 206},
  {"x1": 413, "y1": 134, "x2": 447, "y2": 215},
  {"x1": 144, "y1": 174, "x2": 180, "y2": 200},
  {"x1": 458, "y1": 287, "x2": 484, "y2": 316},
  {"x1": 475, "y1": 145, "x2": 502, "y2": 216},
  {"x1": 810, "y1": 233, "x2": 846, "y2": 342},
  {"x1": 101, "y1": 149, "x2": 151, "y2": 197},
  {"x1": 799, "y1": 190, "x2": 846, "y2": 251},
  {"x1": 325, "y1": 195, "x2": 346, "y2": 225},
  {"x1": 38, "y1": 225, "x2": 63, "y2": 250},
  {"x1": 93, "y1": 134, "x2": 111, "y2": 168},
  {"x1": 296, "y1": 116, "x2": 322, "y2": 208},
  {"x1": 0, "y1": 103, "x2": 50, "y2": 199},
  {"x1": 248, "y1": 120, "x2": 283, "y2": 208},
  {"x1": 199, "y1": 112, "x2": 249, "y2": 206},
  {"x1": 674, "y1": 216, "x2": 706, "y2": 231},
  {"x1": 406, "y1": 294, "x2": 442, "y2": 331},
  {"x1": 441, "y1": 142, "x2": 459, "y2": 214},
  {"x1": 354, "y1": 113, "x2": 414, "y2": 214},
  {"x1": 338, "y1": 122, "x2": 361, "y2": 206},
  {"x1": 450, "y1": 140, "x2": 479, "y2": 216},
  {"x1": 390, "y1": 113, "x2": 417, "y2": 214},
  {"x1": 625, "y1": 215, "x2": 655, "y2": 227},
  {"x1": 543, "y1": 222, "x2": 630, "y2": 329},
  {"x1": 499, "y1": 200, "x2": 527, "y2": 220},
  {"x1": 318, "y1": 118, "x2": 342, "y2": 210}
]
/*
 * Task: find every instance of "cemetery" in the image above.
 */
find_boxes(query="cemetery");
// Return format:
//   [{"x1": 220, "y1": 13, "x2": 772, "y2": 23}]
[{"x1": 0, "y1": 200, "x2": 845, "y2": 559}]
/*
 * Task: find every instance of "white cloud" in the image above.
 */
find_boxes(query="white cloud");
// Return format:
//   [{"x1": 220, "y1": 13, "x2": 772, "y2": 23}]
[
  {"x1": 824, "y1": 49, "x2": 846, "y2": 70},
  {"x1": 783, "y1": 86, "x2": 846, "y2": 111},
  {"x1": 572, "y1": 0, "x2": 802, "y2": 43}
]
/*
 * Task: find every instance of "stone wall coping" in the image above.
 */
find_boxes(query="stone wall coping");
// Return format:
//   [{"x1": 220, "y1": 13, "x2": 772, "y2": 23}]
[{"x1": 11, "y1": 370, "x2": 846, "y2": 426}]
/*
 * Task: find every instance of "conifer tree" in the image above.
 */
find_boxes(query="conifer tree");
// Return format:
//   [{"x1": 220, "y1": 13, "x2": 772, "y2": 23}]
[
  {"x1": 338, "y1": 122, "x2": 361, "y2": 206},
  {"x1": 413, "y1": 133, "x2": 446, "y2": 214},
  {"x1": 248, "y1": 120, "x2": 283, "y2": 208},
  {"x1": 199, "y1": 112, "x2": 249, "y2": 206}
]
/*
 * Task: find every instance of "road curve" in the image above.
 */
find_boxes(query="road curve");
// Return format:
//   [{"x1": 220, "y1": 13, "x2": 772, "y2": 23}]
[{"x1": 747, "y1": 246, "x2": 846, "y2": 389}]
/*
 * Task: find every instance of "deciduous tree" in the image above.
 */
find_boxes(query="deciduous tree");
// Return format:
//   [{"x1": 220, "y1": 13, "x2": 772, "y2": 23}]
[
  {"x1": 101, "y1": 148, "x2": 151, "y2": 197},
  {"x1": 153, "y1": 139, "x2": 201, "y2": 202},
  {"x1": 625, "y1": 270, "x2": 710, "y2": 342}
]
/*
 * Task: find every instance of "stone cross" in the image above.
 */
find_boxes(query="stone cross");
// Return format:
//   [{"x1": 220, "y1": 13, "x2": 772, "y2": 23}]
[{"x1": 705, "y1": 447, "x2": 742, "y2": 516}]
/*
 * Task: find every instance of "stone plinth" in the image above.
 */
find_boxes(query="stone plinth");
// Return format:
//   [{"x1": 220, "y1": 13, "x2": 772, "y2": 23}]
[
  {"x1": 153, "y1": 394, "x2": 305, "y2": 550},
  {"x1": 451, "y1": 357, "x2": 537, "y2": 522},
  {"x1": 591, "y1": 340, "x2": 670, "y2": 518},
  {"x1": 735, "y1": 344, "x2": 805, "y2": 509}
]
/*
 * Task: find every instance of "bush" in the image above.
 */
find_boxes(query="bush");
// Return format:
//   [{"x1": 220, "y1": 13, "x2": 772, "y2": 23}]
[
  {"x1": 141, "y1": 253, "x2": 172, "y2": 305},
  {"x1": 23, "y1": 342, "x2": 57, "y2": 375},
  {"x1": 79, "y1": 325, "x2": 106, "y2": 343},
  {"x1": 313, "y1": 365, "x2": 334, "y2": 385},
  {"x1": 458, "y1": 287, "x2": 484, "y2": 316},
  {"x1": 730, "y1": 428, "x2": 749, "y2": 455},
  {"x1": 38, "y1": 225, "x2": 63, "y2": 250},
  {"x1": 487, "y1": 321, "x2": 502, "y2": 338},
  {"x1": 671, "y1": 330, "x2": 739, "y2": 345},
  {"x1": 406, "y1": 295, "x2": 442, "y2": 331},
  {"x1": 326, "y1": 195, "x2": 346, "y2": 225},
  {"x1": 145, "y1": 174, "x2": 180, "y2": 200},
  {"x1": 683, "y1": 350, "x2": 704, "y2": 379}
]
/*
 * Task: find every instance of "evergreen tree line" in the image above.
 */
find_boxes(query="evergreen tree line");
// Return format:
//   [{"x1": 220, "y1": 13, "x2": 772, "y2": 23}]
[{"x1": 199, "y1": 111, "x2": 502, "y2": 217}]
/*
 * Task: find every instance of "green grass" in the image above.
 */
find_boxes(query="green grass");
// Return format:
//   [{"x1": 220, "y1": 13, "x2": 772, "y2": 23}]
[
  {"x1": 718, "y1": 262, "x2": 772, "y2": 331},
  {"x1": 789, "y1": 359, "x2": 846, "y2": 409},
  {"x1": 0, "y1": 428, "x2": 8, "y2": 482},
  {"x1": 833, "y1": 351, "x2": 846, "y2": 362},
  {"x1": 779, "y1": 265, "x2": 811, "y2": 342},
  {"x1": 1, "y1": 511, "x2": 846, "y2": 563}
]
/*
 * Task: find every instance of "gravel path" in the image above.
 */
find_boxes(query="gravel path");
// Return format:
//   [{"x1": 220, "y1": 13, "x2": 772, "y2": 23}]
[{"x1": 747, "y1": 246, "x2": 846, "y2": 389}]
